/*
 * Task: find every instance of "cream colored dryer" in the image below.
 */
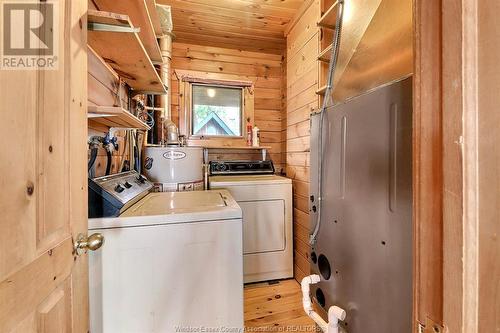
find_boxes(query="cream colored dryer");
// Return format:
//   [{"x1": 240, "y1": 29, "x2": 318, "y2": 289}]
[{"x1": 209, "y1": 175, "x2": 293, "y2": 283}]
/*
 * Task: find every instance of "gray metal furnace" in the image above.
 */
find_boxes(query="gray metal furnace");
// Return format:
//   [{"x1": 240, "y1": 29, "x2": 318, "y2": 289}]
[{"x1": 309, "y1": 76, "x2": 413, "y2": 332}]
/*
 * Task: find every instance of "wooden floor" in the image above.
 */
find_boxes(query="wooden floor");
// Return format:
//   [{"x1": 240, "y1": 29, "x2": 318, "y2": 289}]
[{"x1": 244, "y1": 279, "x2": 318, "y2": 332}]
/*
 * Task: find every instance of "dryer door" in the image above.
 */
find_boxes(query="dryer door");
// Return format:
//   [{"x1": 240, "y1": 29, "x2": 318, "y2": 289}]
[{"x1": 239, "y1": 200, "x2": 286, "y2": 254}]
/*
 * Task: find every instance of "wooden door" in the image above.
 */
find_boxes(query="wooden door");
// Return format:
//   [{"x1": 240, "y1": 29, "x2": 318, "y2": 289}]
[{"x1": 0, "y1": 1, "x2": 89, "y2": 332}]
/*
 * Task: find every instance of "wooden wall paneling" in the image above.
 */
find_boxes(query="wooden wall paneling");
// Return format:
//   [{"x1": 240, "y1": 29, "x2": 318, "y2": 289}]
[
  {"x1": 287, "y1": 120, "x2": 310, "y2": 140},
  {"x1": 287, "y1": 136, "x2": 310, "y2": 154},
  {"x1": 287, "y1": 85, "x2": 317, "y2": 114},
  {"x1": 286, "y1": 0, "x2": 320, "y2": 58},
  {"x1": 285, "y1": 0, "x2": 320, "y2": 283},
  {"x1": 172, "y1": 43, "x2": 284, "y2": 66},
  {"x1": 287, "y1": 37, "x2": 319, "y2": 85},
  {"x1": 287, "y1": 102, "x2": 317, "y2": 126},
  {"x1": 172, "y1": 57, "x2": 282, "y2": 78},
  {"x1": 286, "y1": 152, "x2": 310, "y2": 168},
  {"x1": 293, "y1": 195, "x2": 310, "y2": 214},
  {"x1": 280, "y1": 52, "x2": 288, "y2": 175},
  {"x1": 87, "y1": 48, "x2": 132, "y2": 178},
  {"x1": 88, "y1": 47, "x2": 129, "y2": 109},
  {"x1": 287, "y1": 67, "x2": 318, "y2": 101}
]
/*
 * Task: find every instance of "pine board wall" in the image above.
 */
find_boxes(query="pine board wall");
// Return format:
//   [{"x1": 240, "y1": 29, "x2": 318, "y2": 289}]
[
  {"x1": 169, "y1": 43, "x2": 286, "y2": 173},
  {"x1": 285, "y1": 0, "x2": 320, "y2": 282}
]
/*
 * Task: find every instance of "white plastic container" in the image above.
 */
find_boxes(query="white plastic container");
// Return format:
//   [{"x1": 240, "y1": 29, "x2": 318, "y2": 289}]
[
  {"x1": 143, "y1": 146, "x2": 204, "y2": 192},
  {"x1": 252, "y1": 126, "x2": 260, "y2": 147}
]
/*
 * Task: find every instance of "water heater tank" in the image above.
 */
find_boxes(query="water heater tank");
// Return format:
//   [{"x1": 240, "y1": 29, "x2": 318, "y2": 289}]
[{"x1": 143, "y1": 147, "x2": 204, "y2": 192}]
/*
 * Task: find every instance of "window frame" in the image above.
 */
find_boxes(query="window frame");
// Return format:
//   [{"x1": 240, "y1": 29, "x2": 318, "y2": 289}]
[
  {"x1": 177, "y1": 72, "x2": 255, "y2": 148},
  {"x1": 189, "y1": 83, "x2": 245, "y2": 139}
]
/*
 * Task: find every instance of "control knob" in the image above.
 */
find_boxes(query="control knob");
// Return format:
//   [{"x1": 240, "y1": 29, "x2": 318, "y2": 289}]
[
  {"x1": 216, "y1": 163, "x2": 227, "y2": 172},
  {"x1": 136, "y1": 175, "x2": 147, "y2": 184},
  {"x1": 114, "y1": 184, "x2": 125, "y2": 193}
]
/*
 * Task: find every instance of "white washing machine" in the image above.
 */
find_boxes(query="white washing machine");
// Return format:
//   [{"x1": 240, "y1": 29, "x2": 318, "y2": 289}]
[
  {"x1": 88, "y1": 171, "x2": 243, "y2": 333},
  {"x1": 208, "y1": 161, "x2": 293, "y2": 283}
]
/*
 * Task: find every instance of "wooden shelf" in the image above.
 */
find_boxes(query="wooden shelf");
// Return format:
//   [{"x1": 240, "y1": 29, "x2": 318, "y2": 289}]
[
  {"x1": 318, "y1": 44, "x2": 332, "y2": 62},
  {"x1": 87, "y1": 10, "x2": 167, "y2": 94},
  {"x1": 92, "y1": 0, "x2": 162, "y2": 64},
  {"x1": 88, "y1": 105, "x2": 151, "y2": 130},
  {"x1": 145, "y1": 0, "x2": 163, "y2": 37},
  {"x1": 316, "y1": 85, "x2": 327, "y2": 95},
  {"x1": 318, "y1": 1, "x2": 339, "y2": 29}
]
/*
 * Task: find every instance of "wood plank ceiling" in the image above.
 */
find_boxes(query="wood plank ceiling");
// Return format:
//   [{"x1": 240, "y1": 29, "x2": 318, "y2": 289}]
[{"x1": 156, "y1": 0, "x2": 304, "y2": 54}]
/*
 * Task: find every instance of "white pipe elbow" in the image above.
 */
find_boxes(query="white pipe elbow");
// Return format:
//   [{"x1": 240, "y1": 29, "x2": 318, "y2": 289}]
[
  {"x1": 301, "y1": 275, "x2": 321, "y2": 314},
  {"x1": 328, "y1": 306, "x2": 347, "y2": 330},
  {"x1": 301, "y1": 275, "x2": 347, "y2": 333}
]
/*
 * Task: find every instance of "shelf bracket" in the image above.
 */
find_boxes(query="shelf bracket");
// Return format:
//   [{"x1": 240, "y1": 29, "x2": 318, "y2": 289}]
[
  {"x1": 262, "y1": 148, "x2": 267, "y2": 161},
  {"x1": 88, "y1": 22, "x2": 140, "y2": 33}
]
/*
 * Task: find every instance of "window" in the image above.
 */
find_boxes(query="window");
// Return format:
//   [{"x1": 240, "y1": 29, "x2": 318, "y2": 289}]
[{"x1": 191, "y1": 84, "x2": 243, "y2": 137}]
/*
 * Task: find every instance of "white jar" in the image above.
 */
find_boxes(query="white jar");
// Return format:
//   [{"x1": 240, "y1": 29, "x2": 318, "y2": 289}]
[{"x1": 252, "y1": 126, "x2": 260, "y2": 147}]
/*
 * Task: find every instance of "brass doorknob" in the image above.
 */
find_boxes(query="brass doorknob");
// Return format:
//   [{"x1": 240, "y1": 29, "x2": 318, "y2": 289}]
[{"x1": 74, "y1": 233, "x2": 105, "y2": 255}]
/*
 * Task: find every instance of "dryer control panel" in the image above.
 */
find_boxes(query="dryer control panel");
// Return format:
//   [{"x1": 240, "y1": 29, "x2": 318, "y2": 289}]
[{"x1": 209, "y1": 160, "x2": 275, "y2": 175}]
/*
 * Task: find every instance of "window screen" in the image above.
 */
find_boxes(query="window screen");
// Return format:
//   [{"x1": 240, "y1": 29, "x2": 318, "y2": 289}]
[{"x1": 191, "y1": 85, "x2": 242, "y2": 137}]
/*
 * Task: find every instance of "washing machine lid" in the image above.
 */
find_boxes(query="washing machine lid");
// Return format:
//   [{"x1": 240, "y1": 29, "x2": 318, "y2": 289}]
[
  {"x1": 88, "y1": 190, "x2": 242, "y2": 230},
  {"x1": 209, "y1": 175, "x2": 292, "y2": 186}
]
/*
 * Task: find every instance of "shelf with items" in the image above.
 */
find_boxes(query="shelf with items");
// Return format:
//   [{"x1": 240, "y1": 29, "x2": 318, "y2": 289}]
[
  {"x1": 91, "y1": 0, "x2": 163, "y2": 63},
  {"x1": 87, "y1": 9, "x2": 167, "y2": 94},
  {"x1": 88, "y1": 105, "x2": 151, "y2": 130}
]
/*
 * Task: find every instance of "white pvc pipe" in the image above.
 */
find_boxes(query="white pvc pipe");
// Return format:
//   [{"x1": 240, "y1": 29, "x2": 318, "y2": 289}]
[
  {"x1": 328, "y1": 306, "x2": 347, "y2": 333},
  {"x1": 301, "y1": 275, "x2": 346, "y2": 333}
]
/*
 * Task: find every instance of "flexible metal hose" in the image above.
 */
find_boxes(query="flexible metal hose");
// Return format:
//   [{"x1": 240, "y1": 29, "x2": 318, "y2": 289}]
[
  {"x1": 88, "y1": 147, "x2": 98, "y2": 172},
  {"x1": 310, "y1": 0, "x2": 345, "y2": 245},
  {"x1": 105, "y1": 150, "x2": 112, "y2": 176}
]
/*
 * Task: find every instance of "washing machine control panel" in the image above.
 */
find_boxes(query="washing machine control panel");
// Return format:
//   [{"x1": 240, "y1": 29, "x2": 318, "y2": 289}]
[{"x1": 88, "y1": 171, "x2": 153, "y2": 218}]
